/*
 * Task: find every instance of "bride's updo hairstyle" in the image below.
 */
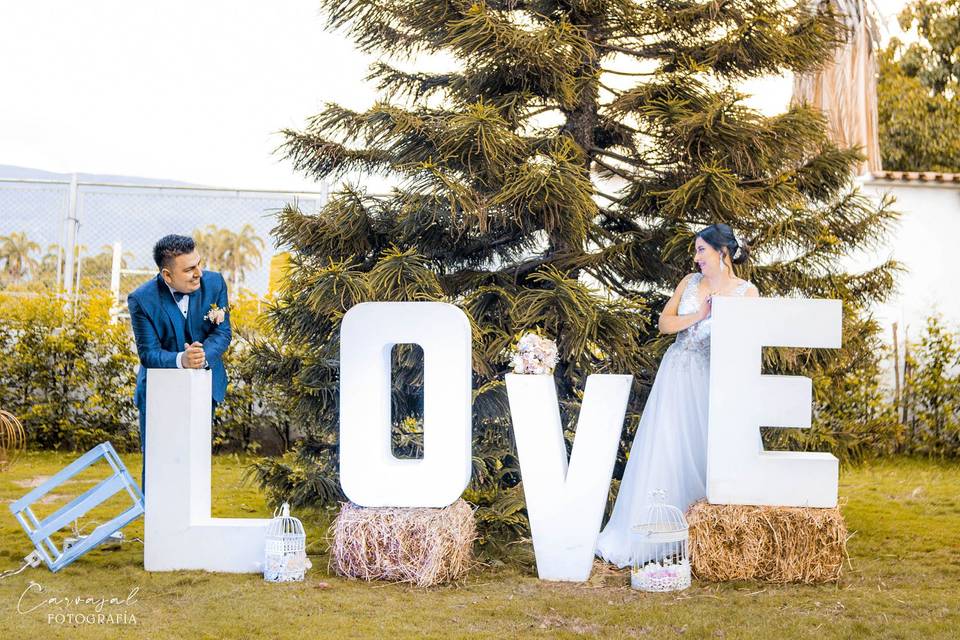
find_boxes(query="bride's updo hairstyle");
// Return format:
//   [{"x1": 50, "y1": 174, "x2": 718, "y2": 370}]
[{"x1": 696, "y1": 223, "x2": 749, "y2": 265}]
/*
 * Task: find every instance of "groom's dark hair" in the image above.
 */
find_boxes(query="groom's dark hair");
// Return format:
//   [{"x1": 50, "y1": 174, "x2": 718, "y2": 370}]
[{"x1": 153, "y1": 234, "x2": 196, "y2": 270}]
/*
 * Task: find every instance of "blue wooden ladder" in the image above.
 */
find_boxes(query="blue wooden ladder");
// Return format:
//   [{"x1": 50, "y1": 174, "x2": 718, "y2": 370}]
[{"x1": 8, "y1": 442, "x2": 145, "y2": 572}]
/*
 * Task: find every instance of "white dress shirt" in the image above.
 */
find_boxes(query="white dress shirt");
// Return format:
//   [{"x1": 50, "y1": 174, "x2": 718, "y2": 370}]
[{"x1": 165, "y1": 282, "x2": 189, "y2": 368}]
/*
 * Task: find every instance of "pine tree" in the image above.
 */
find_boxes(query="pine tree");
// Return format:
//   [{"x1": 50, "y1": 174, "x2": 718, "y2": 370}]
[{"x1": 250, "y1": 0, "x2": 899, "y2": 552}]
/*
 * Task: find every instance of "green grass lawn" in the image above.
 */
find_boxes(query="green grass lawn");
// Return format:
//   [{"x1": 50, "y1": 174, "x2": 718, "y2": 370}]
[{"x1": 0, "y1": 451, "x2": 957, "y2": 639}]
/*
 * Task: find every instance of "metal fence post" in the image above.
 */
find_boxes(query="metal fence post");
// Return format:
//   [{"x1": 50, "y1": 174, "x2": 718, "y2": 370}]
[
  {"x1": 55, "y1": 215, "x2": 65, "y2": 294},
  {"x1": 110, "y1": 241, "x2": 123, "y2": 323},
  {"x1": 63, "y1": 173, "x2": 80, "y2": 300}
]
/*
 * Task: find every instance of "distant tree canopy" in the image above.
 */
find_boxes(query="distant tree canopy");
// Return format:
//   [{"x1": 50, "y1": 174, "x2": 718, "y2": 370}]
[
  {"x1": 193, "y1": 223, "x2": 265, "y2": 291},
  {"x1": 879, "y1": 0, "x2": 960, "y2": 172},
  {"x1": 0, "y1": 225, "x2": 266, "y2": 293}
]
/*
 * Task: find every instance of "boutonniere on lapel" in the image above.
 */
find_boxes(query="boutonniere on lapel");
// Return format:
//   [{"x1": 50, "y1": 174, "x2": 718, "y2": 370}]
[{"x1": 204, "y1": 303, "x2": 228, "y2": 325}]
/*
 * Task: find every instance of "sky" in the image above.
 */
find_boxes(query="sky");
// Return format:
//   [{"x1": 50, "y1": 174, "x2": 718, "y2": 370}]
[{"x1": 0, "y1": 0, "x2": 912, "y2": 193}]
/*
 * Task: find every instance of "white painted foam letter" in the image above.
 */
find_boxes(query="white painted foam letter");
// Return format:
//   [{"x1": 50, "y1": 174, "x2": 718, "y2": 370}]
[
  {"x1": 145, "y1": 369, "x2": 270, "y2": 572},
  {"x1": 707, "y1": 297, "x2": 841, "y2": 508},
  {"x1": 339, "y1": 302, "x2": 472, "y2": 508},
  {"x1": 506, "y1": 373, "x2": 632, "y2": 581}
]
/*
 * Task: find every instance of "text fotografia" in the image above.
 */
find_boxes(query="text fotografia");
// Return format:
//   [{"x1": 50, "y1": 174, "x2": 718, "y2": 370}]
[
  {"x1": 17, "y1": 581, "x2": 139, "y2": 626},
  {"x1": 46, "y1": 612, "x2": 138, "y2": 625}
]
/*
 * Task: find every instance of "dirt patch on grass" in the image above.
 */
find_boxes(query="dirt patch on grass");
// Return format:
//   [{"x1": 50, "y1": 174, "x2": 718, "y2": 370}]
[
  {"x1": 533, "y1": 613, "x2": 602, "y2": 635},
  {"x1": 12, "y1": 475, "x2": 51, "y2": 488}
]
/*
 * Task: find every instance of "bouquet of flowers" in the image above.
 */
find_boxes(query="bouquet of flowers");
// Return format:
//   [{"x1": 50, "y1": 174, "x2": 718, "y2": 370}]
[{"x1": 508, "y1": 332, "x2": 559, "y2": 375}]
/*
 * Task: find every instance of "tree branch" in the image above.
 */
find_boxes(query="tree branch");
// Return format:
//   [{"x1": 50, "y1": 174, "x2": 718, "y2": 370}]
[
  {"x1": 524, "y1": 105, "x2": 560, "y2": 119},
  {"x1": 589, "y1": 146, "x2": 648, "y2": 167},
  {"x1": 595, "y1": 190, "x2": 627, "y2": 203},
  {"x1": 601, "y1": 68, "x2": 656, "y2": 77},
  {"x1": 591, "y1": 156, "x2": 636, "y2": 181},
  {"x1": 598, "y1": 80, "x2": 626, "y2": 96},
  {"x1": 597, "y1": 43, "x2": 668, "y2": 58}
]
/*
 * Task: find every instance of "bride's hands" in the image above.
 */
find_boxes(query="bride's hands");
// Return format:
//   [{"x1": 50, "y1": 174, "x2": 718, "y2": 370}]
[{"x1": 696, "y1": 295, "x2": 713, "y2": 321}]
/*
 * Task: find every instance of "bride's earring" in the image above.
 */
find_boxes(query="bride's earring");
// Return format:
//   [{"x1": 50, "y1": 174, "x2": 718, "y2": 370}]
[{"x1": 719, "y1": 254, "x2": 726, "y2": 274}]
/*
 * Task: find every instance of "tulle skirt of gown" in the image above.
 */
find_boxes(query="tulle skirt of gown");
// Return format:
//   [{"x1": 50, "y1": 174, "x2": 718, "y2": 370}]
[{"x1": 595, "y1": 342, "x2": 710, "y2": 568}]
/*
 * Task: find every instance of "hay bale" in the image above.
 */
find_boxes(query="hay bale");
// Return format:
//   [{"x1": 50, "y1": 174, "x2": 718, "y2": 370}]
[
  {"x1": 329, "y1": 499, "x2": 476, "y2": 587},
  {"x1": 686, "y1": 500, "x2": 848, "y2": 584}
]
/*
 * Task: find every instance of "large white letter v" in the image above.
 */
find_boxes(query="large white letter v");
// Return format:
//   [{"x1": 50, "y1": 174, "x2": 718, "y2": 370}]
[{"x1": 506, "y1": 373, "x2": 632, "y2": 581}]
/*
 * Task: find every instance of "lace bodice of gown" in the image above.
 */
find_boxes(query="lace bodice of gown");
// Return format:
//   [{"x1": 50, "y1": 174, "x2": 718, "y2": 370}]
[{"x1": 673, "y1": 272, "x2": 753, "y2": 358}]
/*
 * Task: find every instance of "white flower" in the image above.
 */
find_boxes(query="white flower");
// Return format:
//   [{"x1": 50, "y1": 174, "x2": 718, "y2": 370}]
[{"x1": 204, "y1": 304, "x2": 227, "y2": 325}]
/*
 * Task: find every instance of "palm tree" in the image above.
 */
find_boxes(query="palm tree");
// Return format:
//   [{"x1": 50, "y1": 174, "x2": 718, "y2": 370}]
[
  {"x1": 33, "y1": 243, "x2": 63, "y2": 289},
  {"x1": 193, "y1": 225, "x2": 228, "y2": 272},
  {"x1": 0, "y1": 232, "x2": 41, "y2": 284},
  {"x1": 192, "y1": 224, "x2": 265, "y2": 290},
  {"x1": 222, "y1": 224, "x2": 265, "y2": 291}
]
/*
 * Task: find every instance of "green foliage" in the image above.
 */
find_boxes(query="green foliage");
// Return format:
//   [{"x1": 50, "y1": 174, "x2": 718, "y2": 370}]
[
  {"x1": 213, "y1": 341, "x2": 262, "y2": 455},
  {"x1": 0, "y1": 286, "x2": 291, "y2": 457},
  {"x1": 251, "y1": 0, "x2": 900, "y2": 554},
  {"x1": 895, "y1": 0, "x2": 960, "y2": 93},
  {"x1": 0, "y1": 291, "x2": 139, "y2": 451},
  {"x1": 901, "y1": 316, "x2": 960, "y2": 457},
  {"x1": 878, "y1": 0, "x2": 960, "y2": 172},
  {"x1": 213, "y1": 294, "x2": 298, "y2": 455}
]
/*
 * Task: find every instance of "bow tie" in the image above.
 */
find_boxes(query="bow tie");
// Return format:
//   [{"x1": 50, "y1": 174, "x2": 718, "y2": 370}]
[{"x1": 173, "y1": 291, "x2": 187, "y2": 303}]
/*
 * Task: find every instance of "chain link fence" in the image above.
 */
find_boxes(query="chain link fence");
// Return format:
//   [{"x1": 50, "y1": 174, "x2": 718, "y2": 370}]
[{"x1": 0, "y1": 176, "x2": 328, "y2": 317}]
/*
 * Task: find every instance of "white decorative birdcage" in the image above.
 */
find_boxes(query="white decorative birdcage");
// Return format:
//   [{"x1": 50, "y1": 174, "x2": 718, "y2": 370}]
[
  {"x1": 264, "y1": 503, "x2": 311, "y2": 582},
  {"x1": 630, "y1": 490, "x2": 691, "y2": 592}
]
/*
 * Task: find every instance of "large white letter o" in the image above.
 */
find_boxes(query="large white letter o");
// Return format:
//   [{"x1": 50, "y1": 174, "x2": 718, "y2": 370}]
[{"x1": 339, "y1": 302, "x2": 472, "y2": 508}]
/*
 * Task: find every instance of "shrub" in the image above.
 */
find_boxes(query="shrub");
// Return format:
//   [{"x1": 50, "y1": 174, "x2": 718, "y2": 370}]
[
  {"x1": 0, "y1": 291, "x2": 139, "y2": 451},
  {"x1": 214, "y1": 293, "x2": 297, "y2": 455},
  {"x1": 901, "y1": 316, "x2": 960, "y2": 457}
]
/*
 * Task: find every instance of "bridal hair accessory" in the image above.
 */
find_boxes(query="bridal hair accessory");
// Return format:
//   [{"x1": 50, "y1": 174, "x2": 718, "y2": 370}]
[
  {"x1": 204, "y1": 303, "x2": 227, "y2": 325},
  {"x1": 731, "y1": 231, "x2": 743, "y2": 261}
]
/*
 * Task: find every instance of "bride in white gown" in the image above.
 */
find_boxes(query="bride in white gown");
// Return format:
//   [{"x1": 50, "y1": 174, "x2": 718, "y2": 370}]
[{"x1": 596, "y1": 223, "x2": 759, "y2": 567}]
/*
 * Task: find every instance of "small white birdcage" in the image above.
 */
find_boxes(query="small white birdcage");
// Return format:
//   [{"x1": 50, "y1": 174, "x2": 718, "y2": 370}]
[
  {"x1": 630, "y1": 490, "x2": 691, "y2": 592},
  {"x1": 264, "y1": 502, "x2": 311, "y2": 582}
]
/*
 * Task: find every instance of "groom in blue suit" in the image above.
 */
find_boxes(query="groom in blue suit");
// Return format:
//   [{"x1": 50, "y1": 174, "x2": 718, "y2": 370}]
[{"x1": 127, "y1": 234, "x2": 232, "y2": 494}]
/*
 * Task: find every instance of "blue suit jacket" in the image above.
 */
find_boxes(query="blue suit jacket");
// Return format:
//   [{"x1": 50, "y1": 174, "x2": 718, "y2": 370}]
[{"x1": 128, "y1": 271, "x2": 232, "y2": 410}]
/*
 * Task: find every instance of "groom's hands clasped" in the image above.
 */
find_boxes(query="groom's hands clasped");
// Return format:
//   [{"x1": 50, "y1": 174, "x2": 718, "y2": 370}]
[{"x1": 183, "y1": 341, "x2": 206, "y2": 369}]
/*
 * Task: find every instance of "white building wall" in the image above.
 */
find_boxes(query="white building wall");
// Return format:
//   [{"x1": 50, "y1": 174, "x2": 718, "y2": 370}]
[{"x1": 857, "y1": 179, "x2": 960, "y2": 336}]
